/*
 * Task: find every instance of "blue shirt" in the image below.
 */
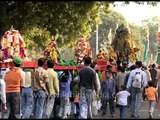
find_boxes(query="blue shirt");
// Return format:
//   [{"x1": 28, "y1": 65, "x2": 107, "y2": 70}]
[
  {"x1": 59, "y1": 72, "x2": 72, "y2": 98},
  {"x1": 127, "y1": 68, "x2": 147, "y2": 89},
  {"x1": 101, "y1": 78, "x2": 115, "y2": 99}
]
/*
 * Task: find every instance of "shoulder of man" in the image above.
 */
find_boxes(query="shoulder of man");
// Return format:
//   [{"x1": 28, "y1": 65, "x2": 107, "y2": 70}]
[
  {"x1": 140, "y1": 70, "x2": 146, "y2": 76},
  {"x1": 81, "y1": 66, "x2": 95, "y2": 72}
]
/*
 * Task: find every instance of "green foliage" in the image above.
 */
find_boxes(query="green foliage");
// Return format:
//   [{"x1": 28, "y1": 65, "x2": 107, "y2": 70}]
[
  {"x1": 24, "y1": 26, "x2": 51, "y2": 50},
  {"x1": 0, "y1": 1, "x2": 158, "y2": 61},
  {"x1": 143, "y1": 17, "x2": 159, "y2": 62},
  {"x1": 129, "y1": 16, "x2": 159, "y2": 62},
  {"x1": 0, "y1": 1, "x2": 112, "y2": 60},
  {"x1": 0, "y1": 1, "x2": 111, "y2": 47}
]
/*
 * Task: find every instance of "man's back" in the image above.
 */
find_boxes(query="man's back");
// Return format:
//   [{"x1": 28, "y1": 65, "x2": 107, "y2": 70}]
[
  {"x1": 5, "y1": 68, "x2": 22, "y2": 93},
  {"x1": 79, "y1": 67, "x2": 96, "y2": 90},
  {"x1": 116, "y1": 71, "x2": 128, "y2": 91},
  {"x1": 127, "y1": 68, "x2": 147, "y2": 89},
  {"x1": 32, "y1": 67, "x2": 48, "y2": 92},
  {"x1": 149, "y1": 68, "x2": 157, "y2": 82},
  {"x1": 47, "y1": 68, "x2": 59, "y2": 95}
]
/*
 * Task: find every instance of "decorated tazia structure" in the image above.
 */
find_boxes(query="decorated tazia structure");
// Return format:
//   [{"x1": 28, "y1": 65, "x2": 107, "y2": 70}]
[
  {"x1": 43, "y1": 35, "x2": 76, "y2": 66},
  {"x1": 0, "y1": 29, "x2": 115, "y2": 71},
  {"x1": 0, "y1": 27, "x2": 26, "y2": 62},
  {"x1": 43, "y1": 35, "x2": 59, "y2": 64},
  {"x1": 74, "y1": 37, "x2": 92, "y2": 65}
]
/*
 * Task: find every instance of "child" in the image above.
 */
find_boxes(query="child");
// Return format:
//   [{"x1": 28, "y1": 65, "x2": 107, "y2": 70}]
[
  {"x1": 116, "y1": 85, "x2": 130, "y2": 119},
  {"x1": 145, "y1": 81, "x2": 158, "y2": 119},
  {"x1": 58, "y1": 70, "x2": 72, "y2": 119},
  {"x1": 101, "y1": 70, "x2": 116, "y2": 117}
]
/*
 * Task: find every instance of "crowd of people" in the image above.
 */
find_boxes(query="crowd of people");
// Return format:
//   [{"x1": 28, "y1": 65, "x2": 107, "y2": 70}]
[{"x1": 0, "y1": 56, "x2": 160, "y2": 119}]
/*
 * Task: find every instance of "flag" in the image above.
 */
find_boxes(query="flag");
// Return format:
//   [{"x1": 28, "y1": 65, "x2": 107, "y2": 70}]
[
  {"x1": 143, "y1": 26, "x2": 149, "y2": 63},
  {"x1": 143, "y1": 38, "x2": 149, "y2": 63}
]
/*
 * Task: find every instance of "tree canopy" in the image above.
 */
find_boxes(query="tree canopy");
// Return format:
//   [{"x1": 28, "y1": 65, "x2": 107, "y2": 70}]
[
  {"x1": 0, "y1": 1, "x2": 159, "y2": 61},
  {"x1": 0, "y1": 1, "x2": 113, "y2": 48}
]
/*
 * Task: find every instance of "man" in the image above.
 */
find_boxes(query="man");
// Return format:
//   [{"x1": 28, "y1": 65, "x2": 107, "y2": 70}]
[
  {"x1": 2, "y1": 57, "x2": 25, "y2": 119},
  {"x1": 149, "y1": 64, "x2": 158, "y2": 87},
  {"x1": 21, "y1": 68, "x2": 34, "y2": 119},
  {"x1": 101, "y1": 70, "x2": 116, "y2": 117},
  {"x1": 124, "y1": 65, "x2": 136, "y2": 108},
  {"x1": 116, "y1": 66, "x2": 128, "y2": 92},
  {"x1": 78, "y1": 57, "x2": 98, "y2": 119},
  {"x1": 58, "y1": 70, "x2": 72, "y2": 119},
  {"x1": 101, "y1": 65, "x2": 114, "y2": 83},
  {"x1": 32, "y1": 58, "x2": 50, "y2": 119},
  {"x1": 43, "y1": 59, "x2": 59, "y2": 118},
  {"x1": 127, "y1": 61, "x2": 147, "y2": 118}
]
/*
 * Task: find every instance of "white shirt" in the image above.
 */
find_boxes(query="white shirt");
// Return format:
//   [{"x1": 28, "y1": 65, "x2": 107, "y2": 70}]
[
  {"x1": 127, "y1": 68, "x2": 147, "y2": 89},
  {"x1": 0, "y1": 79, "x2": 6, "y2": 103},
  {"x1": 116, "y1": 90, "x2": 130, "y2": 106},
  {"x1": 96, "y1": 73, "x2": 101, "y2": 92}
]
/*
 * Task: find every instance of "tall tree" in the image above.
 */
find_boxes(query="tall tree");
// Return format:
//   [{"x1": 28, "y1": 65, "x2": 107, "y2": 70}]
[{"x1": 89, "y1": 10, "x2": 127, "y2": 59}]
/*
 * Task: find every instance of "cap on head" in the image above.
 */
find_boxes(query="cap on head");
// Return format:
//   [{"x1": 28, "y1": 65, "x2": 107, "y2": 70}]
[{"x1": 13, "y1": 57, "x2": 22, "y2": 65}]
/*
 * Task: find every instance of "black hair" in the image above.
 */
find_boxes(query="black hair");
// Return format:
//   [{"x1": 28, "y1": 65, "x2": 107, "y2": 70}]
[
  {"x1": 61, "y1": 70, "x2": 69, "y2": 82},
  {"x1": 90, "y1": 62, "x2": 96, "y2": 69},
  {"x1": 121, "y1": 67, "x2": 125, "y2": 73},
  {"x1": 121, "y1": 85, "x2": 126, "y2": 90},
  {"x1": 130, "y1": 65, "x2": 137, "y2": 71},
  {"x1": 148, "y1": 81, "x2": 154, "y2": 87},
  {"x1": 47, "y1": 59, "x2": 55, "y2": 68},
  {"x1": 106, "y1": 65, "x2": 112, "y2": 69},
  {"x1": 135, "y1": 61, "x2": 142, "y2": 68},
  {"x1": 84, "y1": 57, "x2": 92, "y2": 65},
  {"x1": 38, "y1": 58, "x2": 46, "y2": 67},
  {"x1": 13, "y1": 62, "x2": 21, "y2": 67},
  {"x1": 152, "y1": 64, "x2": 156, "y2": 68},
  {"x1": 122, "y1": 61, "x2": 127, "y2": 67},
  {"x1": 61, "y1": 75, "x2": 68, "y2": 82},
  {"x1": 117, "y1": 65, "x2": 122, "y2": 71}
]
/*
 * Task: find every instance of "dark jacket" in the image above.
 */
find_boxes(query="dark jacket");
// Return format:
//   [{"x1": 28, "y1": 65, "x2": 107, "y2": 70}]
[{"x1": 79, "y1": 66, "x2": 97, "y2": 91}]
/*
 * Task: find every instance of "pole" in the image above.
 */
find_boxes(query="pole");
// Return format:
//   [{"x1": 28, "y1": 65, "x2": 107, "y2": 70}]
[{"x1": 96, "y1": 24, "x2": 99, "y2": 55}]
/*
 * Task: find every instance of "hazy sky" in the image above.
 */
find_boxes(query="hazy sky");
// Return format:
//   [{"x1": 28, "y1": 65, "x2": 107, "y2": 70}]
[{"x1": 110, "y1": 2, "x2": 160, "y2": 26}]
